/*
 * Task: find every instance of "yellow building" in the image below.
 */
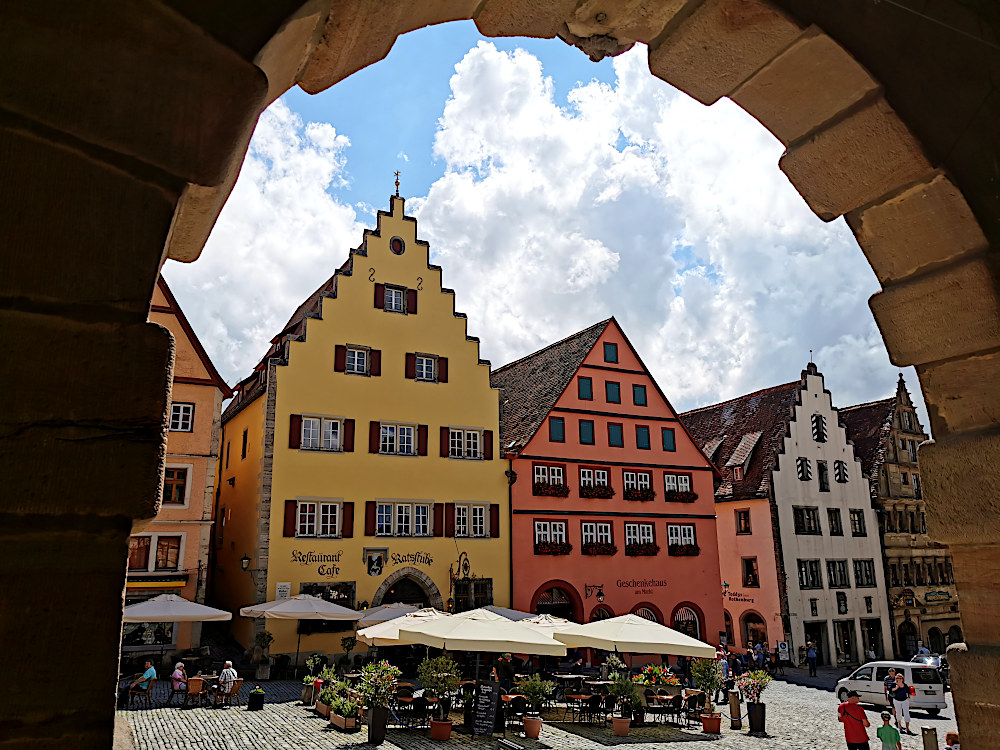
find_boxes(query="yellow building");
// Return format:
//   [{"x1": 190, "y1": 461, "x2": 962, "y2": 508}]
[
  {"x1": 124, "y1": 278, "x2": 232, "y2": 652},
  {"x1": 213, "y1": 195, "x2": 510, "y2": 659}
]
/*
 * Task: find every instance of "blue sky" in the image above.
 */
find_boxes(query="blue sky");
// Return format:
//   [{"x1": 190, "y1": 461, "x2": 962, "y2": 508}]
[{"x1": 165, "y1": 22, "x2": 927, "y2": 428}]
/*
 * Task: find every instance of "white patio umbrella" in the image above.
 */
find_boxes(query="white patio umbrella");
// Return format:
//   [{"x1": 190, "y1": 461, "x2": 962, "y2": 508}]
[
  {"x1": 452, "y1": 607, "x2": 509, "y2": 621},
  {"x1": 240, "y1": 594, "x2": 360, "y2": 676},
  {"x1": 521, "y1": 613, "x2": 574, "y2": 637},
  {"x1": 123, "y1": 593, "x2": 232, "y2": 623},
  {"x1": 398, "y1": 609, "x2": 567, "y2": 656},
  {"x1": 356, "y1": 607, "x2": 449, "y2": 647},
  {"x1": 554, "y1": 613, "x2": 717, "y2": 659},
  {"x1": 355, "y1": 602, "x2": 419, "y2": 628}
]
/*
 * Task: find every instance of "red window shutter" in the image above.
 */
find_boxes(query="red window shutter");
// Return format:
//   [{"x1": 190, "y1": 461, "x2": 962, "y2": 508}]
[
  {"x1": 342, "y1": 502, "x2": 354, "y2": 538},
  {"x1": 490, "y1": 504, "x2": 500, "y2": 538},
  {"x1": 374, "y1": 283, "x2": 385, "y2": 309},
  {"x1": 445, "y1": 503, "x2": 456, "y2": 537},
  {"x1": 370, "y1": 349, "x2": 381, "y2": 376},
  {"x1": 405, "y1": 353, "x2": 417, "y2": 379},
  {"x1": 343, "y1": 419, "x2": 355, "y2": 452},
  {"x1": 283, "y1": 500, "x2": 297, "y2": 537},
  {"x1": 406, "y1": 288, "x2": 418, "y2": 314},
  {"x1": 364, "y1": 501, "x2": 376, "y2": 536},
  {"x1": 437, "y1": 357, "x2": 448, "y2": 383},
  {"x1": 369, "y1": 421, "x2": 380, "y2": 453},
  {"x1": 484, "y1": 430, "x2": 494, "y2": 460},
  {"x1": 433, "y1": 503, "x2": 444, "y2": 537},
  {"x1": 289, "y1": 414, "x2": 302, "y2": 448},
  {"x1": 417, "y1": 425, "x2": 428, "y2": 456},
  {"x1": 440, "y1": 426, "x2": 450, "y2": 457},
  {"x1": 334, "y1": 345, "x2": 347, "y2": 372}
]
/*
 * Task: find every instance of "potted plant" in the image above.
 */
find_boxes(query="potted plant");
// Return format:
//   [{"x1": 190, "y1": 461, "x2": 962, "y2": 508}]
[
  {"x1": 358, "y1": 660, "x2": 401, "y2": 745},
  {"x1": 533, "y1": 480, "x2": 570, "y2": 497},
  {"x1": 337, "y1": 636, "x2": 357, "y2": 675},
  {"x1": 316, "y1": 685, "x2": 335, "y2": 718},
  {"x1": 533, "y1": 541, "x2": 573, "y2": 555},
  {"x1": 623, "y1": 487, "x2": 655, "y2": 502},
  {"x1": 301, "y1": 673, "x2": 317, "y2": 705},
  {"x1": 607, "y1": 656, "x2": 638, "y2": 736},
  {"x1": 417, "y1": 655, "x2": 461, "y2": 740},
  {"x1": 247, "y1": 685, "x2": 265, "y2": 711},
  {"x1": 636, "y1": 665, "x2": 681, "y2": 695},
  {"x1": 579, "y1": 484, "x2": 615, "y2": 499},
  {"x1": 515, "y1": 674, "x2": 554, "y2": 739},
  {"x1": 690, "y1": 658, "x2": 723, "y2": 733},
  {"x1": 735, "y1": 670, "x2": 772, "y2": 734},
  {"x1": 250, "y1": 630, "x2": 274, "y2": 680},
  {"x1": 330, "y1": 694, "x2": 361, "y2": 731}
]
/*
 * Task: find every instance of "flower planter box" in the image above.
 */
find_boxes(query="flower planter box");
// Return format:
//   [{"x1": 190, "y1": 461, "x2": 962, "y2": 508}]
[
  {"x1": 534, "y1": 542, "x2": 572, "y2": 555},
  {"x1": 624, "y1": 488, "x2": 655, "y2": 502},
  {"x1": 581, "y1": 542, "x2": 617, "y2": 556},
  {"x1": 624, "y1": 543, "x2": 660, "y2": 557},
  {"x1": 315, "y1": 700, "x2": 331, "y2": 718},
  {"x1": 664, "y1": 490, "x2": 698, "y2": 503},
  {"x1": 668, "y1": 544, "x2": 700, "y2": 557},
  {"x1": 579, "y1": 485, "x2": 615, "y2": 499},
  {"x1": 247, "y1": 692, "x2": 265, "y2": 711},
  {"x1": 533, "y1": 482, "x2": 570, "y2": 498},
  {"x1": 330, "y1": 712, "x2": 360, "y2": 731}
]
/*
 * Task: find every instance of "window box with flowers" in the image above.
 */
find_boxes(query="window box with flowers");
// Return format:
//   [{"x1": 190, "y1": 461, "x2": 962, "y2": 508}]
[
  {"x1": 534, "y1": 541, "x2": 573, "y2": 555},
  {"x1": 533, "y1": 481, "x2": 571, "y2": 498},
  {"x1": 624, "y1": 542, "x2": 660, "y2": 557},
  {"x1": 664, "y1": 490, "x2": 698, "y2": 503},
  {"x1": 580, "y1": 485, "x2": 615, "y2": 499},
  {"x1": 624, "y1": 488, "x2": 655, "y2": 502},
  {"x1": 582, "y1": 542, "x2": 618, "y2": 556},
  {"x1": 668, "y1": 544, "x2": 700, "y2": 557}
]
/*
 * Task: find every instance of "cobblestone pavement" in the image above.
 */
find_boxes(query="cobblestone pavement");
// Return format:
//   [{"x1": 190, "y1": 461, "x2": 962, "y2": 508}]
[{"x1": 120, "y1": 680, "x2": 958, "y2": 749}]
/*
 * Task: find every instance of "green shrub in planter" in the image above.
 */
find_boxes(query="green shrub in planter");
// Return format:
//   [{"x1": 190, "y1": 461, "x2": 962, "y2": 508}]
[
  {"x1": 417, "y1": 655, "x2": 461, "y2": 719},
  {"x1": 515, "y1": 674, "x2": 555, "y2": 715}
]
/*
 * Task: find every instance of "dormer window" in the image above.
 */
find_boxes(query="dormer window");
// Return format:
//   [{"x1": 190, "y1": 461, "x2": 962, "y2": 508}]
[{"x1": 732, "y1": 466, "x2": 744, "y2": 481}]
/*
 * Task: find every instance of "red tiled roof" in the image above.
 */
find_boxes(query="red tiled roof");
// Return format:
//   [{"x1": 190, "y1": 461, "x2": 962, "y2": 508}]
[
  {"x1": 838, "y1": 398, "x2": 894, "y2": 480},
  {"x1": 679, "y1": 381, "x2": 801, "y2": 500}
]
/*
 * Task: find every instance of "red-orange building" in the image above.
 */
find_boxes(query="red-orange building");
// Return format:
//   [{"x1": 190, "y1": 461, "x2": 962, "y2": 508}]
[{"x1": 491, "y1": 319, "x2": 724, "y2": 646}]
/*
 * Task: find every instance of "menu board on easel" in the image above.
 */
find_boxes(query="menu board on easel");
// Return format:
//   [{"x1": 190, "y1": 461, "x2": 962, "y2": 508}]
[{"x1": 472, "y1": 680, "x2": 501, "y2": 737}]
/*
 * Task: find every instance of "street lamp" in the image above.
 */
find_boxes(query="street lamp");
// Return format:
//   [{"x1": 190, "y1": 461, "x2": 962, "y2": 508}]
[
  {"x1": 722, "y1": 581, "x2": 730, "y2": 596},
  {"x1": 240, "y1": 554, "x2": 251, "y2": 572},
  {"x1": 585, "y1": 584, "x2": 605, "y2": 603},
  {"x1": 446, "y1": 597, "x2": 455, "y2": 613}
]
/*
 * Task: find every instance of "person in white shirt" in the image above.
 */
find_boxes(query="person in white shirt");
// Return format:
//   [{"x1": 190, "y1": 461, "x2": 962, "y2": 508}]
[{"x1": 211, "y1": 660, "x2": 239, "y2": 703}]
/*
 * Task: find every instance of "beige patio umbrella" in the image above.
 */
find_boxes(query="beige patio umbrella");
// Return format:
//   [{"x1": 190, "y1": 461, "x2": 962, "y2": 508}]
[
  {"x1": 123, "y1": 593, "x2": 232, "y2": 623},
  {"x1": 397, "y1": 609, "x2": 567, "y2": 655},
  {"x1": 356, "y1": 602, "x2": 419, "y2": 628},
  {"x1": 521, "y1": 613, "x2": 574, "y2": 637},
  {"x1": 356, "y1": 607, "x2": 449, "y2": 647},
  {"x1": 240, "y1": 594, "x2": 360, "y2": 676},
  {"x1": 554, "y1": 613, "x2": 716, "y2": 658}
]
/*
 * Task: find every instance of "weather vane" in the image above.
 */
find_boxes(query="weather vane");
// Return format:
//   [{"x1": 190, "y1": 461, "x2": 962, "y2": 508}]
[{"x1": 394, "y1": 170, "x2": 401, "y2": 197}]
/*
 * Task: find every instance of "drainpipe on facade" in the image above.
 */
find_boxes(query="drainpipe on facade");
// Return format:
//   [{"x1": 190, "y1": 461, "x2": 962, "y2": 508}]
[
  {"x1": 206, "y1": 421, "x2": 225, "y2": 605},
  {"x1": 505, "y1": 457, "x2": 516, "y2": 608}
]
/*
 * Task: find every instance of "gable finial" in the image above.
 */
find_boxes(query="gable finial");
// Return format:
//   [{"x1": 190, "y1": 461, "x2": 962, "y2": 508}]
[
  {"x1": 809, "y1": 348, "x2": 813, "y2": 364},
  {"x1": 394, "y1": 170, "x2": 401, "y2": 197}
]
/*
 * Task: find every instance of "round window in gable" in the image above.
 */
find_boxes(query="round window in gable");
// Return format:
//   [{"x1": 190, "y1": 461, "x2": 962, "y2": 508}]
[{"x1": 389, "y1": 237, "x2": 405, "y2": 255}]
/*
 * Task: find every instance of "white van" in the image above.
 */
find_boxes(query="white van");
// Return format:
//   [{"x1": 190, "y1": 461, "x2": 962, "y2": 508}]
[{"x1": 836, "y1": 661, "x2": 947, "y2": 715}]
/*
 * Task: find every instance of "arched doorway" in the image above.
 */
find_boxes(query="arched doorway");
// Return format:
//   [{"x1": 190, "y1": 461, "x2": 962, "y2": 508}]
[
  {"x1": 928, "y1": 627, "x2": 944, "y2": 654},
  {"x1": 671, "y1": 605, "x2": 701, "y2": 640},
  {"x1": 898, "y1": 621, "x2": 918, "y2": 658},
  {"x1": 590, "y1": 605, "x2": 614, "y2": 622},
  {"x1": 947, "y1": 626, "x2": 964, "y2": 646},
  {"x1": 535, "y1": 586, "x2": 575, "y2": 620},
  {"x1": 724, "y1": 610, "x2": 735, "y2": 647},
  {"x1": 741, "y1": 612, "x2": 768, "y2": 649},
  {"x1": 380, "y1": 577, "x2": 428, "y2": 607},
  {"x1": 371, "y1": 566, "x2": 443, "y2": 610}
]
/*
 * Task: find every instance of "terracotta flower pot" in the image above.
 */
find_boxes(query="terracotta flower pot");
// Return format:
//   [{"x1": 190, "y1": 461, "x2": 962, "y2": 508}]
[
  {"x1": 430, "y1": 719, "x2": 453, "y2": 741},
  {"x1": 612, "y1": 717, "x2": 631, "y2": 737},
  {"x1": 700, "y1": 713, "x2": 722, "y2": 734},
  {"x1": 523, "y1": 716, "x2": 543, "y2": 739}
]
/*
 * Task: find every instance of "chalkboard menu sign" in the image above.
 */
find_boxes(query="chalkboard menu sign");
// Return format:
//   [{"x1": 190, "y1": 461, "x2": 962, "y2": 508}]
[{"x1": 472, "y1": 680, "x2": 501, "y2": 737}]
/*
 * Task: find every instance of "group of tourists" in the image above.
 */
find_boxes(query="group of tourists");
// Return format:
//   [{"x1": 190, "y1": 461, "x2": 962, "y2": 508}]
[{"x1": 837, "y1": 667, "x2": 915, "y2": 750}]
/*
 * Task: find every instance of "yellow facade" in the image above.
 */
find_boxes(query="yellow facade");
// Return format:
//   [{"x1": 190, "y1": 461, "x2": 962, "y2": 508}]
[{"x1": 214, "y1": 196, "x2": 510, "y2": 658}]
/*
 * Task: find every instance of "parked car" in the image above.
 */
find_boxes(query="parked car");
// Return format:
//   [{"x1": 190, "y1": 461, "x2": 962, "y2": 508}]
[
  {"x1": 836, "y1": 660, "x2": 946, "y2": 716},
  {"x1": 911, "y1": 654, "x2": 949, "y2": 690}
]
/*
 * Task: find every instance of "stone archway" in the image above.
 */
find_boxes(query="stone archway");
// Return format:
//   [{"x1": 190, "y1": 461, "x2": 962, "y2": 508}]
[
  {"x1": 371, "y1": 566, "x2": 444, "y2": 611},
  {"x1": 4, "y1": 3, "x2": 999, "y2": 747}
]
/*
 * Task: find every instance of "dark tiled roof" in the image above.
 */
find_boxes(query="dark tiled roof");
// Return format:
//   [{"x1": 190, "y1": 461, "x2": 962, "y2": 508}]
[
  {"x1": 679, "y1": 381, "x2": 801, "y2": 500},
  {"x1": 490, "y1": 319, "x2": 610, "y2": 452},
  {"x1": 838, "y1": 398, "x2": 894, "y2": 479}
]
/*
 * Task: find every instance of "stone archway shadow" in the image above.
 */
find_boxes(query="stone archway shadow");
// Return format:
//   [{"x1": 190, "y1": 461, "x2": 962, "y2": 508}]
[{"x1": 371, "y1": 566, "x2": 444, "y2": 611}]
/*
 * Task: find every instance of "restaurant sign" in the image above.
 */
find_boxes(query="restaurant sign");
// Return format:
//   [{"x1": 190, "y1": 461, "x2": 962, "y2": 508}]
[
  {"x1": 291, "y1": 549, "x2": 344, "y2": 577},
  {"x1": 924, "y1": 590, "x2": 952, "y2": 603},
  {"x1": 726, "y1": 591, "x2": 756, "y2": 604}
]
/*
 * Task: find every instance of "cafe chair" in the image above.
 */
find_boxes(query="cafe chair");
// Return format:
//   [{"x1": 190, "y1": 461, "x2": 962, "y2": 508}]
[
  {"x1": 581, "y1": 695, "x2": 605, "y2": 726},
  {"x1": 506, "y1": 696, "x2": 527, "y2": 728},
  {"x1": 666, "y1": 695, "x2": 683, "y2": 725},
  {"x1": 683, "y1": 695, "x2": 701, "y2": 728},
  {"x1": 407, "y1": 696, "x2": 430, "y2": 728},
  {"x1": 128, "y1": 678, "x2": 156, "y2": 709},
  {"x1": 183, "y1": 677, "x2": 208, "y2": 707},
  {"x1": 214, "y1": 678, "x2": 244, "y2": 708},
  {"x1": 165, "y1": 680, "x2": 188, "y2": 706}
]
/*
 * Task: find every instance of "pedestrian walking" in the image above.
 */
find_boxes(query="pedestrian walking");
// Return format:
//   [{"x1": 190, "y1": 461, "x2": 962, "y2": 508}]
[
  {"x1": 876, "y1": 711, "x2": 902, "y2": 750},
  {"x1": 882, "y1": 668, "x2": 897, "y2": 710},
  {"x1": 838, "y1": 690, "x2": 871, "y2": 750},
  {"x1": 807, "y1": 642, "x2": 818, "y2": 677},
  {"x1": 891, "y1": 673, "x2": 914, "y2": 734},
  {"x1": 716, "y1": 655, "x2": 731, "y2": 703}
]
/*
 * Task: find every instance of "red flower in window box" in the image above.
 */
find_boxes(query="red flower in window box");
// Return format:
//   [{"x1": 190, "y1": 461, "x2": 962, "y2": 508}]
[
  {"x1": 664, "y1": 490, "x2": 698, "y2": 503},
  {"x1": 533, "y1": 481, "x2": 570, "y2": 498},
  {"x1": 625, "y1": 542, "x2": 660, "y2": 557},
  {"x1": 667, "y1": 543, "x2": 700, "y2": 557},
  {"x1": 579, "y1": 485, "x2": 615, "y2": 499},
  {"x1": 581, "y1": 542, "x2": 618, "y2": 556},
  {"x1": 534, "y1": 541, "x2": 573, "y2": 555},
  {"x1": 624, "y1": 488, "x2": 655, "y2": 502}
]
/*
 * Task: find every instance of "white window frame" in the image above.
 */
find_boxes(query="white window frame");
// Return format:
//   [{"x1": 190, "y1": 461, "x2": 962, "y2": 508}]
[
  {"x1": 384, "y1": 286, "x2": 405, "y2": 313},
  {"x1": 455, "y1": 505, "x2": 469, "y2": 537},
  {"x1": 376, "y1": 503, "x2": 393, "y2": 536},
  {"x1": 413, "y1": 504, "x2": 430, "y2": 537},
  {"x1": 667, "y1": 524, "x2": 696, "y2": 546},
  {"x1": 395, "y1": 504, "x2": 411, "y2": 536},
  {"x1": 169, "y1": 402, "x2": 194, "y2": 432},
  {"x1": 625, "y1": 523, "x2": 654, "y2": 545},
  {"x1": 534, "y1": 521, "x2": 566, "y2": 544},
  {"x1": 580, "y1": 468, "x2": 594, "y2": 487},
  {"x1": 318, "y1": 503, "x2": 339, "y2": 537},
  {"x1": 581, "y1": 522, "x2": 612, "y2": 543},
  {"x1": 128, "y1": 532, "x2": 187, "y2": 574},
  {"x1": 380, "y1": 423, "x2": 415, "y2": 455},
  {"x1": 664, "y1": 473, "x2": 690, "y2": 492},
  {"x1": 297, "y1": 501, "x2": 317, "y2": 536},
  {"x1": 415, "y1": 355, "x2": 436, "y2": 381},
  {"x1": 624, "y1": 471, "x2": 651, "y2": 491},
  {"x1": 345, "y1": 347, "x2": 368, "y2": 375},
  {"x1": 301, "y1": 416, "x2": 341, "y2": 451},
  {"x1": 449, "y1": 428, "x2": 483, "y2": 459},
  {"x1": 594, "y1": 469, "x2": 609, "y2": 486},
  {"x1": 470, "y1": 505, "x2": 486, "y2": 537}
]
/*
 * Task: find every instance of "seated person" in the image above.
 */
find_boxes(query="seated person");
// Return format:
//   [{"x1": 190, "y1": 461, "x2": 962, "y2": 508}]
[
  {"x1": 211, "y1": 660, "x2": 239, "y2": 700},
  {"x1": 170, "y1": 662, "x2": 188, "y2": 693},
  {"x1": 118, "y1": 660, "x2": 156, "y2": 708}
]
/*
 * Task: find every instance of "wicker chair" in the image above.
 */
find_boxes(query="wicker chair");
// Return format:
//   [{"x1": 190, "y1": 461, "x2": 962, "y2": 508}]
[
  {"x1": 214, "y1": 678, "x2": 244, "y2": 708},
  {"x1": 128, "y1": 678, "x2": 156, "y2": 709},
  {"x1": 183, "y1": 677, "x2": 208, "y2": 707}
]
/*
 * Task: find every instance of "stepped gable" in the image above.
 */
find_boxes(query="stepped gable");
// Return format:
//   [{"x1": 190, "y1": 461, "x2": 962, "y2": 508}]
[
  {"x1": 839, "y1": 397, "x2": 894, "y2": 480},
  {"x1": 680, "y1": 381, "x2": 800, "y2": 500},
  {"x1": 490, "y1": 319, "x2": 610, "y2": 452}
]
